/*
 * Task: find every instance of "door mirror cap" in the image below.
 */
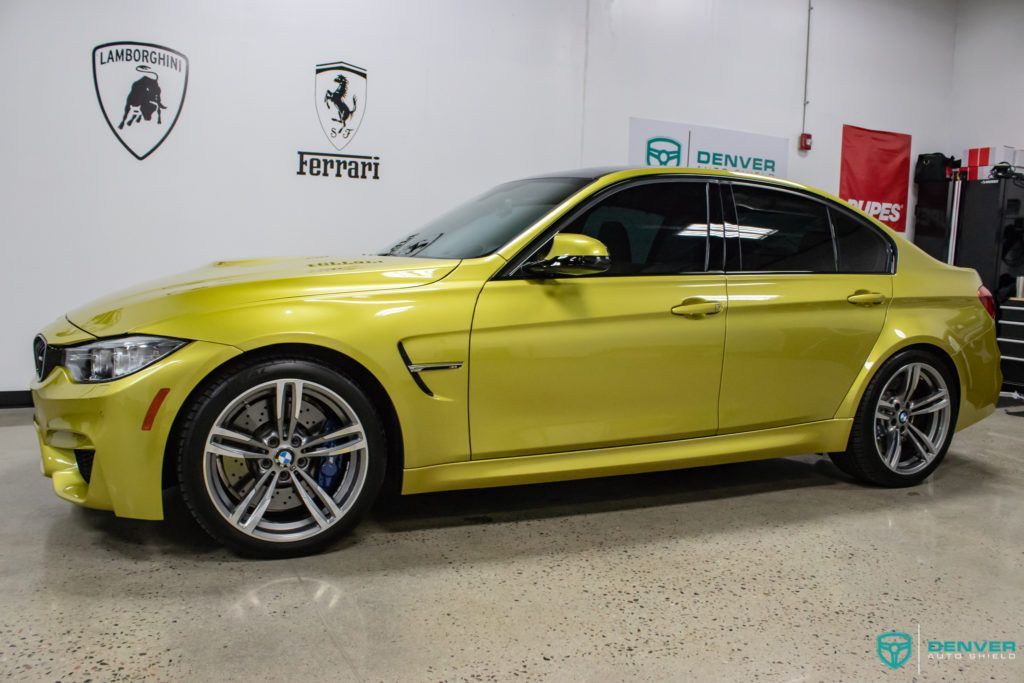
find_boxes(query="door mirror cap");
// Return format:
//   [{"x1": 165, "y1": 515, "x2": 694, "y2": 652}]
[{"x1": 525, "y1": 233, "x2": 610, "y2": 277}]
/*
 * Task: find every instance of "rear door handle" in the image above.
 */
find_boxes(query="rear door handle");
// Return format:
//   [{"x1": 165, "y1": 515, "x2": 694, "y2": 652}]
[
  {"x1": 847, "y1": 291, "x2": 886, "y2": 306},
  {"x1": 671, "y1": 298, "x2": 723, "y2": 318}
]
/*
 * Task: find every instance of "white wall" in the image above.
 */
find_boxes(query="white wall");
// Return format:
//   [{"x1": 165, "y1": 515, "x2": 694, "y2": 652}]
[
  {"x1": 0, "y1": 0, "x2": 588, "y2": 391},
  {"x1": 580, "y1": 0, "x2": 957, "y2": 210},
  {"x1": 0, "y1": 0, "x2": 982, "y2": 391},
  {"x1": 950, "y1": 0, "x2": 1024, "y2": 152}
]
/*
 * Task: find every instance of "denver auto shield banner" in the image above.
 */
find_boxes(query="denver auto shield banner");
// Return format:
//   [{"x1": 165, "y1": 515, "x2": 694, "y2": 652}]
[
  {"x1": 839, "y1": 124, "x2": 911, "y2": 232},
  {"x1": 628, "y1": 117, "x2": 788, "y2": 178}
]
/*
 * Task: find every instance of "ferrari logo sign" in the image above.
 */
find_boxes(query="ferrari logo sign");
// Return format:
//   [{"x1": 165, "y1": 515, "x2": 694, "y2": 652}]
[
  {"x1": 315, "y1": 60, "x2": 367, "y2": 151},
  {"x1": 92, "y1": 41, "x2": 189, "y2": 160},
  {"x1": 297, "y1": 58, "x2": 380, "y2": 180}
]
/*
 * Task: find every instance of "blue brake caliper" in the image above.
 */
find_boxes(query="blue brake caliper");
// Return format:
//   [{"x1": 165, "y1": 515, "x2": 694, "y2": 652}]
[{"x1": 316, "y1": 417, "x2": 344, "y2": 491}]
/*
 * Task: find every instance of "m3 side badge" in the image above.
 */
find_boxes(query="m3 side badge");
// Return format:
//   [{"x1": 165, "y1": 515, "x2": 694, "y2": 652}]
[
  {"x1": 92, "y1": 42, "x2": 189, "y2": 160},
  {"x1": 315, "y1": 60, "x2": 367, "y2": 151}
]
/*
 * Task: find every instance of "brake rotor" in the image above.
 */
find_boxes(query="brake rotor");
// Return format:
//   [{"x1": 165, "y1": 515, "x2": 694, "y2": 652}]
[{"x1": 217, "y1": 395, "x2": 331, "y2": 511}]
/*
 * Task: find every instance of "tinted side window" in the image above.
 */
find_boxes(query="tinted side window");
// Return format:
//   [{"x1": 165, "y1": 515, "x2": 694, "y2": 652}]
[
  {"x1": 729, "y1": 185, "x2": 836, "y2": 273},
  {"x1": 380, "y1": 177, "x2": 591, "y2": 259},
  {"x1": 562, "y1": 181, "x2": 709, "y2": 275},
  {"x1": 830, "y1": 209, "x2": 892, "y2": 273}
]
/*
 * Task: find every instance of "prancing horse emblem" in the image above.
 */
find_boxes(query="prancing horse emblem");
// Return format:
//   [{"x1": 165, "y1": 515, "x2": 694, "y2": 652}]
[
  {"x1": 314, "y1": 60, "x2": 367, "y2": 151},
  {"x1": 325, "y1": 74, "x2": 358, "y2": 130}
]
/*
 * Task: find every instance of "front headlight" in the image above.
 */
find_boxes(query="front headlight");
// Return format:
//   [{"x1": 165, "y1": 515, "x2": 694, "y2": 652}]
[{"x1": 62, "y1": 336, "x2": 188, "y2": 383}]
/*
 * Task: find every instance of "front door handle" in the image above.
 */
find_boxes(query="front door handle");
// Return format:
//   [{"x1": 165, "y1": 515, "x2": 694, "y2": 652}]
[
  {"x1": 671, "y1": 298, "x2": 723, "y2": 318},
  {"x1": 846, "y1": 291, "x2": 886, "y2": 306}
]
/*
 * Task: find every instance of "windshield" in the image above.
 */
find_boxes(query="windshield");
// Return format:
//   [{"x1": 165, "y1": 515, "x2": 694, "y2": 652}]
[{"x1": 379, "y1": 177, "x2": 591, "y2": 259}]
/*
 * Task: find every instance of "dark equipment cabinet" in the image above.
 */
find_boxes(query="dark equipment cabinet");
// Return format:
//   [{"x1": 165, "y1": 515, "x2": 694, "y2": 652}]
[
  {"x1": 1001, "y1": 303, "x2": 1024, "y2": 390},
  {"x1": 954, "y1": 179, "x2": 1024, "y2": 390},
  {"x1": 913, "y1": 180, "x2": 957, "y2": 262},
  {"x1": 913, "y1": 176, "x2": 1024, "y2": 390},
  {"x1": 953, "y1": 178, "x2": 1024, "y2": 303}
]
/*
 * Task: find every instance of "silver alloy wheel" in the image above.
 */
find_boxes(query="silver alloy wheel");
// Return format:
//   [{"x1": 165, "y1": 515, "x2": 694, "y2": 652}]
[
  {"x1": 202, "y1": 379, "x2": 369, "y2": 543},
  {"x1": 873, "y1": 362, "x2": 952, "y2": 475}
]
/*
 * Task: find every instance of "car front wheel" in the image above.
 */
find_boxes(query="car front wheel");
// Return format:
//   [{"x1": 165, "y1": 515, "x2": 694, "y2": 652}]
[
  {"x1": 175, "y1": 356, "x2": 386, "y2": 557},
  {"x1": 830, "y1": 349, "x2": 958, "y2": 487}
]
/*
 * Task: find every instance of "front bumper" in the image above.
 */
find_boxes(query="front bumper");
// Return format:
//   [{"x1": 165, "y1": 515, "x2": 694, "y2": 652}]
[{"x1": 32, "y1": 339, "x2": 241, "y2": 520}]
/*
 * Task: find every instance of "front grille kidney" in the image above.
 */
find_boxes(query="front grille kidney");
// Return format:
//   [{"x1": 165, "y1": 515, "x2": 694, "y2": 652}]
[
  {"x1": 32, "y1": 336, "x2": 46, "y2": 379},
  {"x1": 32, "y1": 335, "x2": 61, "y2": 381}
]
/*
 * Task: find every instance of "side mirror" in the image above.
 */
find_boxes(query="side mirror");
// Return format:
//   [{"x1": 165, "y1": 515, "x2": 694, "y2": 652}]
[{"x1": 524, "y1": 233, "x2": 610, "y2": 278}]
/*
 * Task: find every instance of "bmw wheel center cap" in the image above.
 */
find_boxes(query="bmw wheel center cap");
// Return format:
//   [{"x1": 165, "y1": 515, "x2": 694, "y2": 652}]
[
  {"x1": 898, "y1": 411, "x2": 909, "y2": 425},
  {"x1": 276, "y1": 450, "x2": 294, "y2": 467}
]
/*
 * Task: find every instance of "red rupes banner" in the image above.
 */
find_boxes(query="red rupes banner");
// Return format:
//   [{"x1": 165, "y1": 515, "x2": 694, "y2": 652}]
[{"x1": 839, "y1": 124, "x2": 911, "y2": 232}]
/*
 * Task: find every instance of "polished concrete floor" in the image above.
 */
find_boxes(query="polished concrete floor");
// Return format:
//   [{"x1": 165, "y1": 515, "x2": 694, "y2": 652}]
[{"x1": 1, "y1": 406, "x2": 1023, "y2": 682}]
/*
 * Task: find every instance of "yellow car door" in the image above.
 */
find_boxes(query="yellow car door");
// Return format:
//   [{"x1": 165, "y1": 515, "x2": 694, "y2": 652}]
[
  {"x1": 469, "y1": 179, "x2": 728, "y2": 459},
  {"x1": 717, "y1": 182, "x2": 895, "y2": 434}
]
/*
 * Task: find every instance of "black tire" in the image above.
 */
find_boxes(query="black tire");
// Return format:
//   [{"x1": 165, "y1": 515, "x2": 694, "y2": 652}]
[
  {"x1": 175, "y1": 355, "x2": 387, "y2": 557},
  {"x1": 826, "y1": 450, "x2": 859, "y2": 478},
  {"x1": 829, "y1": 349, "x2": 959, "y2": 487}
]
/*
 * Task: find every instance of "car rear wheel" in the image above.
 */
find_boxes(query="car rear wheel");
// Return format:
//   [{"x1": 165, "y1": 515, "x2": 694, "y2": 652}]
[
  {"x1": 829, "y1": 349, "x2": 958, "y2": 487},
  {"x1": 176, "y1": 356, "x2": 386, "y2": 557}
]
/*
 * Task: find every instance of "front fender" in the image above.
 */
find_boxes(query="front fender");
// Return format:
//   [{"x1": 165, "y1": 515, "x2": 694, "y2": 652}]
[{"x1": 140, "y1": 275, "x2": 488, "y2": 469}]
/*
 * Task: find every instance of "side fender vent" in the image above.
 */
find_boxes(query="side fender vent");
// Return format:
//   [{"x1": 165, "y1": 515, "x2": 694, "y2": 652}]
[{"x1": 397, "y1": 343, "x2": 435, "y2": 397}]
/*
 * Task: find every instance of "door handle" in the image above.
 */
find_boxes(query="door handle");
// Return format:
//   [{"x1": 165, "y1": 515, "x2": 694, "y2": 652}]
[
  {"x1": 846, "y1": 291, "x2": 886, "y2": 306},
  {"x1": 671, "y1": 298, "x2": 723, "y2": 318}
]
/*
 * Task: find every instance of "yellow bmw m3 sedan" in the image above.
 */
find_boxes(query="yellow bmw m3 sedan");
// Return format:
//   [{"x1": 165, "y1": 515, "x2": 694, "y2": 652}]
[{"x1": 31, "y1": 168, "x2": 1002, "y2": 556}]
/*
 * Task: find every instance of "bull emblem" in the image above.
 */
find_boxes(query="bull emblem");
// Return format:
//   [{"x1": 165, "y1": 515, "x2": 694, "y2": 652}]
[
  {"x1": 324, "y1": 74, "x2": 358, "y2": 129},
  {"x1": 876, "y1": 631, "x2": 913, "y2": 669},
  {"x1": 92, "y1": 42, "x2": 188, "y2": 159},
  {"x1": 118, "y1": 65, "x2": 166, "y2": 129}
]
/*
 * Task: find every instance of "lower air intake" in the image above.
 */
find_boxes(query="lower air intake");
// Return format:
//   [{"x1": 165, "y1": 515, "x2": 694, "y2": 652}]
[{"x1": 74, "y1": 449, "x2": 95, "y2": 483}]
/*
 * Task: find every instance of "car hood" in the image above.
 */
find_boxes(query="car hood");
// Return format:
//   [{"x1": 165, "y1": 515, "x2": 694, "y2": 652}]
[{"x1": 67, "y1": 255, "x2": 459, "y2": 337}]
